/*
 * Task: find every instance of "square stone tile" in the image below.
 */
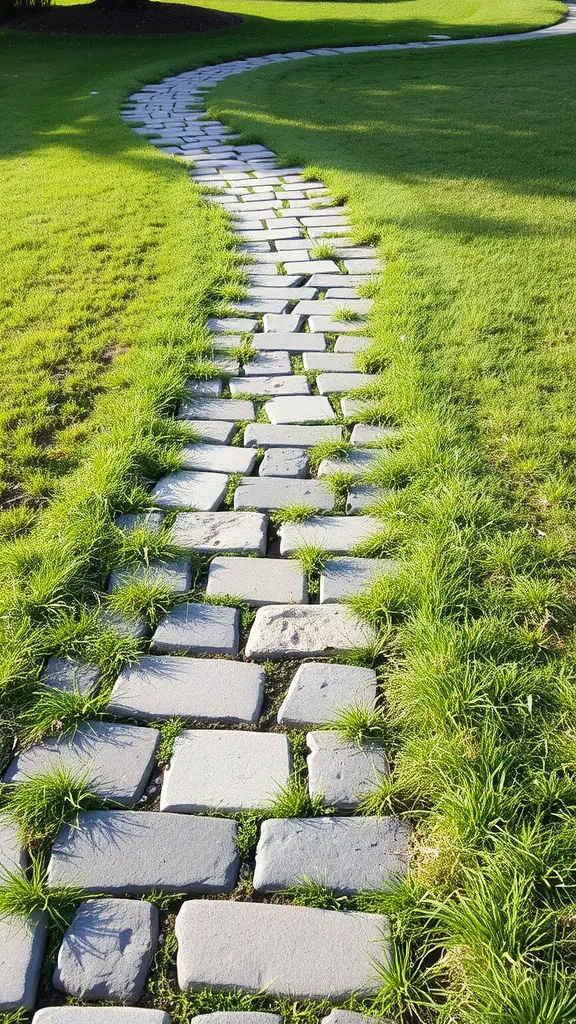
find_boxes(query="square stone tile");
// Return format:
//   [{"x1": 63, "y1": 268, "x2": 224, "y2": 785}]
[
  {"x1": 277, "y1": 662, "x2": 377, "y2": 726},
  {"x1": 307, "y1": 731, "x2": 389, "y2": 809},
  {"x1": 320, "y1": 557, "x2": 396, "y2": 603},
  {"x1": 151, "y1": 603, "x2": 239, "y2": 655},
  {"x1": 150, "y1": 471, "x2": 228, "y2": 511}
]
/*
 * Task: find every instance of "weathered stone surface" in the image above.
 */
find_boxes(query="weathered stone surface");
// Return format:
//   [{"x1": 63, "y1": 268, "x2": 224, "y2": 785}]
[
  {"x1": 179, "y1": 443, "x2": 256, "y2": 474},
  {"x1": 347, "y1": 485, "x2": 386, "y2": 514},
  {"x1": 150, "y1": 471, "x2": 228, "y2": 511},
  {"x1": 191, "y1": 1014, "x2": 280, "y2": 1024},
  {"x1": 175, "y1": 900, "x2": 389, "y2": 999},
  {"x1": 108, "y1": 558, "x2": 191, "y2": 596},
  {"x1": 284, "y1": 259, "x2": 340, "y2": 275},
  {"x1": 252, "y1": 333, "x2": 325, "y2": 352},
  {"x1": 108, "y1": 656, "x2": 265, "y2": 724},
  {"x1": 320, "y1": 557, "x2": 396, "y2": 603},
  {"x1": 334, "y1": 336, "x2": 371, "y2": 353},
  {"x1": 316, "y1": 373, "x2": 378, "y2": 395},
  {"x1": 317, "y1": 449, "x2": 377, "y2": 477},
  {"x1": 41, "y1": 655, "x2": 101, "y2": 694},
  {"x1": 253, "y1": 816, "x2": 410, "y2": 894},
  {"x1": 343, "y1": 259, "x2": 380, "y2": 273},
  {"x1": 181, "y1": 420, "x2": 236, "y2": 445},
  {"x1": 177, "y1": 398, "x2": 255, "y2": 422},
  {"x1": 54, "y1": 898, "x2": 159, "y2": 1003},
  {"x1": 47, "y1": 811, "x2": 239, "y2": 895},
  {"x1": 184, "y1": 378, "x2": 222, "y2": 398},
  {"x1": 3, "y1": 721, "x2": 160, "y2": 805},
  {"x1": 308, "y1": 316, "x2": 367, "y2": 334},
  {"x1": 116, "y1": 511, "x2": 165, "y2": 535},
  {"x1": 246, "y1": 605, "x2": 376, "y2": 660},
  {"x1": 33, "y1": 1010, "x2": 171, "y2": 1024},
  {"x1": 230, "y1": 376, "x2": 310, "y2": 396},
  {"x1": 160, "y1": 730, "x2": 291, "y2": 812},
  {"x1": 322, "y1": 1009, "x2": 393, "y2": 1024},
  {"x1": 207, "y1": 556, "x2": 306, "y2": 606},
  {"x1": 262, "y1": 314, "x2": 304, "y2": 333},
  {"x1": 303, "y1": 353, "x2": 357, "y2": 372},
  {"x1": 350, "y1": 424, "x2": 394, "y2": 444},
  {"x1": 207, "y1": 317, "x2": 259, "y2": 333},
  {"x1": 0, "y1": 815, "x2": 27, "y2": 875},
  {"x1": 243, "y1": 351, "x2": 292, "y2": 376},
  {"x1": 151, "y1": 603, "x2": 239, "y2": 656},
  {"x1": 265, "y1": 396, "x2": 336, "y2": 424},
  {"x1": 307, "y1": 731, "x2": 389, "y2": 809},
  {"x1": 0, "y1": 913, "x2": 47, "y2": 1010},
  {"x1": 234, "y1": 477, "x2": 334, "y2": 512},
  {"x1": 340, "y1": 397, "x2": 371, "y2": 419},
  {"x1": 100, "y1": 610, "x2": 150, "y2": 641},
  {"x1": 278, "y1": 662, "x2": 377, "y2": 726},
  {"x1": 244, "y1": 424, "x2": 342, "y2": 448},
  {"x1": 279, "y1": 515, "x2": 381, "y2": 555},
  {"x1": 171, "y1": 511, "x2": 268, "y2": 555},
  {"x1": 259, "y1": 448, "x2": 308, "y2": 477}
]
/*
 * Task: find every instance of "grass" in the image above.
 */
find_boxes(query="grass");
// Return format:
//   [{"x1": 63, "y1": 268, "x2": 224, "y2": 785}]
[
  {"x1": 0, "y1": 858, "x2": 84, "y2": 926},
  {"x1": 0, "y1": 765, "x2": 110, "y2": 852}
]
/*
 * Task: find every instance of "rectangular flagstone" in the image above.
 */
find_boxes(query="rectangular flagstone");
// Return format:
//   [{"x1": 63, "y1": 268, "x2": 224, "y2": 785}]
[
  {"x1": 0, "y1": 815, "x2": 27, "y2": 875},
  {"x1": 244, "y1": 424, "x2": 342, "y2": 448},
  {"x1": 320, "y1": 557, "x2": 397, "y2": 603},
  {"x1": 303, "y1": 352, "x2": 357, "y2": 372},
  {"x1": 252, "y1": 333, "x2": 325, "y2": 352},
  {"x1": 175, "y1": 900, "x2": 389, "y2": 999},
  {"x1": 41, "y1": 655, "x2": 101, "y2": 695},
  {"x1": 234, "y1": 477, "x2": 334, "y2": 512},
  {"x1": 230, "y1": 376, "x2": 310, "y2": 396},
  {"x1": 243, "y1": 351, "x2": 292, "y2": 375},
  {"x1": 265, "y1": 396, "x2": 335, "y2": 424},
  {"x1": 171, "y1": 511, "x2": 268, "y2": 554},
  {"x1": 308, "y1": 316, "x2": 367, "y2": 334},
  {"x1": 350, "y1": 424, "x2": 395, "y2": 444},
  {"x1": 108, "y1": 558, "x2": 191, "y2": 595},
  {"x1": 308, "y1": 275, "x2": 369, "y2": 289},
  {"x1": 151, "y1": 603, "x2": 239, "y2": 656},
  {"x1": 33, "y1": 1010, "x2": 170, "y2": 1024},
  {"x1": 116, "y1": 510, "x2": 165, "y2": 535},
  {"x1": 253, "y1": 816, "x2": 410, "y2": 894},
  {"x1": 3, "y1": 722, "x2": 160, "y2": 805},
  {"x1": 160, "y1": 730, "x2": 291, "y2": 812},
  {"x1": 207, "y1": 555, "x2": 306, "y2": 606},
  {"x1": 347, "y1": 485, "x2": 387, "y2": 513},
  {"x1": 245, "y1": 605, "x2": 376, "y2": 659},
  {"x1": 47, "y1": 811, "x2": 239, "y2": 895},
  {"x1": 0, "y1": 913, "x2": 47, "y2": 1011},
  {"x1": 108, "y1": 656, "x2": 265, "y2": 724},
  {"x1": 307, "y1": 731, "x2": 389, "y2": 810},
  {"x1": 334, "y1": 335, "x2": 371, "y2": 353},
  {"x1": 207, "y1": 318, "x2": 259, "y2": 333},
  {"x1": 183, "y1": 420, "x2": 236, "y2": 444},
  {"x1": 241, "y1": 287, "x2": 317, "y2": 301},
  {"x1": 179, "y1": 443, "x2": 256, "y2": 474},
  {"x1": 279, "y1": 515, "x2": 381, "y2": 555},
  {"x1": 293, "y1": 300, "x2": 371, "y2": 317},
  {"x1": 278, "y1": 662, "x2": 377, "y2": 726},
  {"x1": 343, "y1": 258, "x2": 380, "y2": 273},
  {"x1": 316, "y1": 373, "x2": 379, "y2": 394},
  {"x1": 177, "y1": 398, "x2": 255, "y2": 421},
  {"x1": 341, "y1": 397, "x2": 372, "y2": 418},
  {"x1": 262, "y1": 314, "x2": 305, "y2": 333},
  {"x1": 259, "y1": 447, "x2": 308, "y2": 477},
  {"x1": 317, "y1": 449, "x2": 378, "y2": 477},
  {"x1": 150, "y1": 471, "x2": 228, "y2": 511},
  {"x1": 232, "y1": 299, "x2": 290, "y2": 315},
  {"x1": 185, "y1": 378, "x2": 222, "y2": 398},
  {"x1": 284, "y1": 260, "x2": 341, "y2": 275}
]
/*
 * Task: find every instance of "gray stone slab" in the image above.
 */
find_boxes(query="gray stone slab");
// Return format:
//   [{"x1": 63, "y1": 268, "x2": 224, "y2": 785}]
[
  {"x1": 234, "y1": 477, "x2": 334, "y2": 512},
  {"x1": 309, "y1": 276, "x2": 369, "y2": 290},
  {"x1": 230, "y1": 376, "x2": 310, "y2": 397},
  {"x1": 210, "y1": 334, "x2": 243, "y2": 351},
  {"x1": 171, "y1": 511, "x2": 267, "y2": 555},
  {"x1": 322, "y1": 1011, "x2": 393, "y2": 1024},
  {"x1": 259, "y1": 448, "x2": 308, "y2": 477},
  {"x1": 177, "y1": 398, "x2": 255, "y2": 421},
  {"x1": 150, "y1": 471, "x2": 228, "y2": 511},
  {"x1": 207, "y1": 318, "x2": 259, "y2": 333},
  {"x1": 262, "y1": 314, "x2": 304, "y2": 333},
  {"x1": 108, "y1": 558, "x2": 191, "y2": 595},
  {"x1": 316, "y1": 373, "x2": 379, "y2": 395},
  {"x1": 278, "y1": 662, "x2": 377, "y2": 727},
  {"x1": 116, "y1": 511, "x2": 165, "y2": 535},
  {"x1": 100, "y1": 610, "x2": 150, "y2": 641},
  {"x1": 175, "y1": 900, "x2": 389, "y2": 999},
  {"x1": 160, "y1": 730, "x2": 291, "y2": 813},
  {"x1": 308, "y1": 316, "x2": 367, "y2": 334},
  {"x1": 303, "y1": 353, "x2": 357, "y2": 372},
  {"x1": 244, "y1": 424, "x2": 342, "y2": 449},
  {"x1": 292, "y1": 300, "x2": 371, "y2": 318},
  {"x1": 47, "y1": 811, "x2": 239, "y2": 895},
  {"x1": 317, "y1": 450, "x2": 378, "y2": 478},
  {"x1": 185, "y1": 378, "x2": 222, "y2": 398},
  {"x1": 151, "y1": 603, "x2": 239, "y2": 656},
  {"x1": 265, "y1": 396, "x2": 336, "y2": 424},
  {"x1": 0, "y1": 913, "x2": 47, "y2": 1010},
  {"x1": 207, "y1": 556, "x2": 306, "y2": 606},
  {"x1": 252, "y1": 333, "x2": 325, "y2": 352},
  {"x1": 54, "y1": 898, "x2": 159, "y2": 1002},
  {"x1": 307, "y1": 731, "x2": 389, "y2": 809},
  {"x1": 179, "y1": 443, "x2": 256, "y2": 474},
  {"x1": 243, "y1": 351, "x2": 292, "y2": 376},
  {"x1": 184, "y1": 420, "x2": 237, "y2": 444},
  {"x1": 284, "y1": 260, "x2": 341, "y2": 275},
  {"x1": 347, "y1": 485, "x2": 387, "y2": 513},
  {"x1": 340, "y1": 397, "x2": 371, "y2": 419},
  {"x1": 108, "y1": 656, "x2": 264, "y2": 724},
  {"x1": 41, "y1": 655, "x2": 101, "y2": 694},
  {"x1": 245, "y1": 605, "x2": 376, "y2": 660},
  {"x1": 191, "y1": 1015, "x2": 280, "y2": 1024},
  {"x1": 253, "y1": 816, "x2": 410, "y2": 894},
  {"x1": 233, "y1": 299, "x2": 290, "y2": 316},
  {"x1": 0, "y1": 816, "x2": 27, "y2": 876},
  {"x1": 343, "y1": 259, "x2": 380, "y2": 273},
  {"x1": 320, "y1": 557, "x2": 396, "y2": 603},
  {"x1": 279, "y1": 515, "x2": 380, "y2": 555},
  {"x1": 334, "y1": 336, "x2": 371, "y2": 353},
  {"x1": 33, "y1": 1010, "x2": 170, "y2": 1024},
  {"x1": 350, "y1": 424, "x2": 394, "y2": 444},
  {"x1": 3, "y1": 722, "x2": 160, "y2": 805}
]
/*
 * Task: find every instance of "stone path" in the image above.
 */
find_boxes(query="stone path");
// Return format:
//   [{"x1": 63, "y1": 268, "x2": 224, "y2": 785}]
[{"x1": 2, "y1": 6, "x2": 576, "y2": 1014}]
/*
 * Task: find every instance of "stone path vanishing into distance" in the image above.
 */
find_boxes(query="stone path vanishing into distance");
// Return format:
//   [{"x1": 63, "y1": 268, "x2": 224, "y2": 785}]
[{"x1": 1, "y1": 6, "x2": 576, "y2": 1019}]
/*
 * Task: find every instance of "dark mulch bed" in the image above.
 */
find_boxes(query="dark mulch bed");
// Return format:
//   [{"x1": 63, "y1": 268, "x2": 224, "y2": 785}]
[{"x1": 6, "y1": 0, "x2": 242, "y2": 35}]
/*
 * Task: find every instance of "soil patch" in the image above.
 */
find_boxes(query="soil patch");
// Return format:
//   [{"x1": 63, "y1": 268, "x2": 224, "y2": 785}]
[{"x1": 6, "y1": 1, "x2": 241, "y2": 36}]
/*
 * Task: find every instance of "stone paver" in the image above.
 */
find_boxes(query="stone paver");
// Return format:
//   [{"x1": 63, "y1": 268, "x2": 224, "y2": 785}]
[
  {"x1": 151, "y1": 603, "x2": 239, "y2": 656},
  {"x1": 265, "y1": 396, "x2": 336, "y2": 424},
  {"x1": 350, "y1": 424, "x2": 394, "y2": 443},
  {"x1": 207, "y1": 556, "x2": 307, "y2": 606},
  {"x1": 243, "y1": 351, "x2": 292, "y2": 375},
  {"x1": 0, "y1": 815, "x2": 27, "y2": 875},
  {"x1": 316, "y1": 373, "x2": 378, "y2": 395},
  {"x1": 307, "y1": 731, "x2": 389, "y2": 809},
  {"x1": 179, "y1": 443, "x2": 256, "y2": 474},
  {"x1": 160, "y1": 730, "x2": 291, "y2": 812},
  {"x1": 279, "y1": 515, "x2": 381, "y2": 555},
  {"x1": 317, "y1": 449, "x2": 377, "y2": 477},
  {"x1": 108, "y1": 558, "x2": 191, "y2": 596},
  {"x1": 320, "y1": 556, "x2": 396, "y2": 603},
  {"x1": 183, "y1": 420, "x2": 236, "y2": 444},
  {"x1": 54, "y1": 899, "x2": 159, "y2": 1003},
  {"x1": 177, "y1": 398, "x2": 255, "y2": 421},
  {"x1": 347, "y1": 484, "x2": 385, "y2": 513},
  {"x1": 253, "y1": 816, "x2": 410, "y2": 893},
  {"x1": 303, "y1": 353, "x2": 357, "y2": 372},
  {"x1": 0, "y1": 913, "x2": 47, "y2": 1011},
  {"x1": 33, "y1": 1008, "x2": 171, "y2": 1024},
  {"x1": 150, "y1": 471, "x2": 228, "y2": 511},
  {"x1": 322, "y1": 1011, "x2": 393, "y2": 1024},
  {"x1": 259, "y1": 447, "x2": 308, "y2": 477},
  {"x1": 252, "y1": 333, "x2": 325, "y2": 352},
  {"x1": 47, "y1": 811, "x2": 239, "y2": 894},
  {"x1": 234, "y1": 477, "x2": 335, "y2": 512},
  {"x1": 246, "y1": 605, "x2": 376, "y2": 659},
  {"x1": 230, "y1": 375, "x2": 310, "y2": 396},
  {"x1": 3, "y1": 722, "x2": 159, "y2": 805},
  {"x1": 116, "y1": 511, "x2": 164, "y2": 534},
  {"x1": 175, "y1": 900, "x2": 389, "y2": 999},
  {"x1": 191, "y1": 1015, "x2": 280, "y2": 1024},
  {"x1": 334, "y1": 336, "x2": 370, "y2": 353},
  {"x1": 100, "y1": 610, "x2": 150, "y2": 641},
  {"x1": 244, "y1": 424, "x2": 342, "y2": 448},
  {"x1": 185, "y1": 378, "x2": 222, "y2": 397},
  {"x1": 171, "y1": 510, "x2": 268, "y2": 554},
  {"x1": 41, "y1": 655, "x2": 101, "y2": 694},
  {"x1": 108, "y1": 656, "x2": 264, "y2": 724},
  {"x1": 278, "y1": 662, "x2": 378, "y2": 726}
]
